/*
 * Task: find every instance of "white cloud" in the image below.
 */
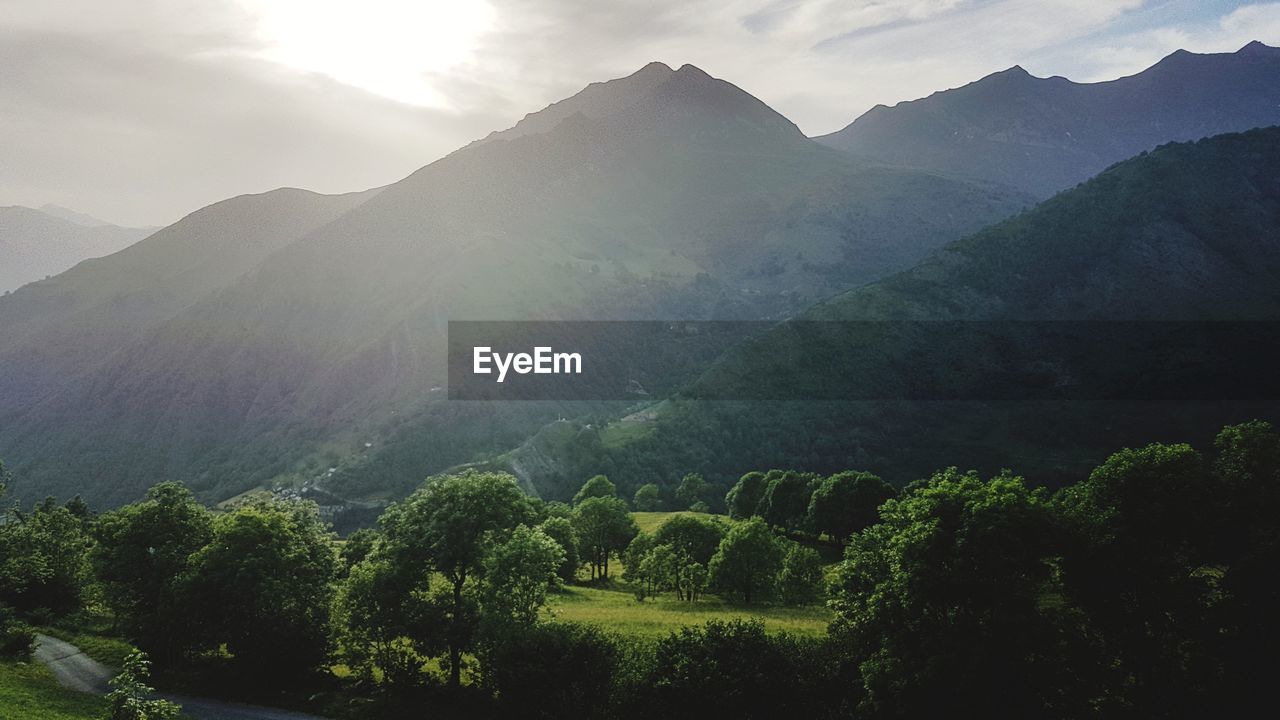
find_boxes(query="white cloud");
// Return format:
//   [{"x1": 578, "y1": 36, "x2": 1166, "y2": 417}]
[{"x1": 1, "y1": 0, "x2": 1276, "y2": 225}]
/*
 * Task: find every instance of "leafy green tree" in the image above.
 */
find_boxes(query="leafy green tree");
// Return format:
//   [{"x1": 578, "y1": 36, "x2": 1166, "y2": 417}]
[
  {"x1": 777, "y1": 543, "x2": 823, "y2": 606},
  {"x1": 643, "y1": 620, "x2": 818, "y2": 718},
  {"x1": 92, "y1": 482, "x2": 213, "y2": 664},
  {"x1": 536, "y1": 516, "x2": 580, "y2": 582},
  {"x1": 758, "y1": 471, "x2": 818, "y2": 534},
  {"x1": 636, "y1": 544, "x2": 680, "y2": 600},
  {"x1": 675, "y1": 473, "x2": 709, "y2": 510},
  {"x1": 572, "y1": 496, "x2": 637, "y2": 581},
  {"x1": 378, "y1": 470, "x2": 533, "y2": 689},
  {"x1": 1056, "y1": 443, "x2": 1221, "y2": 714},
  {"x1": 481, "y1": 525, "x2": 563, "y2": 627},
  {"x1": 832, "y1": 468, "x2": 1091, "y2": 718},
  {"x1": 808, "y1": 471, "x2": 895, "y2": 541},
  {"x1": 179, "y1": 499, "x2": 337, "y2": 679},
  {"x1": 0, "y1": 497, "x2": 90, "y2": 616},
  {"x1": 709, "y1": 518, "x2": 782, "y2": 604},
  {"x1": 652, "y1": 514, "x2": 725, "y2": 565},
  {"x1": 572, "y1": 475, "x2": 617, "y2": 505},
  {"x1": 1211, "y1": 421, "x2": 1280, "y2": 713},
  {"x1": 330, "y1": 558, "x2": 423, "y2": 686},
  {"x1": 632, "y1": 483, "x2": 662, "y2": 511},
  {"x1": 339, "y1": 527, "x2": 379, "y2": 573},
  {"x1": 724, "y1": 471, "x2": 766, "y2": 519},
  {"x1": 676, "y1": 559, "x2": 708, "y2": 603},
  {"x1": 104, "y1": 651, "x2": 182, "y2": 720}
]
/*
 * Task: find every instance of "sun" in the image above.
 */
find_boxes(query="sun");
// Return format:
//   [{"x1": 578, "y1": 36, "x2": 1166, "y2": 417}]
[{"x1": 237, "y1": 0, "x2": 496, "y2": 108}]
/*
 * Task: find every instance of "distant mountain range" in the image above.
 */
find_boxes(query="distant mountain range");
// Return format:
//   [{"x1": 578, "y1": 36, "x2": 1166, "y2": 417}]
[
  {"x1": 817, "y1": 42, "x2": 1280, "y2": 197},
  {"x1": 2, "y1": 45, "x2": 1278, "y2": 510},
  {"x1": 534, "y1": 127, "x2": 1280, "y2": 495},
  {"x1": 0, "y1": 206, "x2": 153, "y2": 293},
  {"x1": 0, "y1": 62, "x2": 1026, "y2": 506}
]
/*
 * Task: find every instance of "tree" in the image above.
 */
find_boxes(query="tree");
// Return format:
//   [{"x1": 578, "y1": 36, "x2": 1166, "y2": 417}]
[
  {"x1": 808, "y1": 471, "x2": 896, "y2": 541},
  {"x1": 676, "y1": 559, "x2": 708, "y2": 603},
  {"x1": 831, "y1": 468, "x2": 1090, "y2": 718},
  {"x1": 709, "y1": 518, "x2": 783, "y2": 604},
  {"x1": 536, "y1": 516, "x2": 580, "y2": 582},
  {"x1": 1056, "y1": 443, "x2": 1220, "y2": 715},
  {"x1": 0, "y1": 496, "x2": 90, "y2": 616},
  {"x1": 632, "y1": 483, "x2": 663, "y2": 511},
  {"x1": 0, "y1": 603, "x2": 34, "y2": 660},
  {"x1": 636, "y1": 544, "x2": 680, "y2": 600},
  {"x1": 758, "y1": 471, "x2": 818, "y2": 534},
  {"x1": 339, "y1": 527, "x2": 379, "y2": 573},
  {"x1": 379, "y1": 470, "x2": 533, "y2": 689},
  {"x1": 652, "y1": 514, "x2": 725, "y2": 565},
  {"x1": 675, "y1": 473, "x2": 709, "y2": 510},
  {"x1": 331, "y1": 558, "x2": 424, "y2": 687},
  {"x1": 643, "y1": 620, "x2": 818, "y2": 719},
  {"x1": 481, "y1": 525, "x2": 564, "y2": 627},
  {"x1": 724, "y1": 471, "x2": 766, "y2": 519},
  {"x1": 572, "y1": 475, "x2": 617, "y2": 505},
  {"x1": 778, "y1": 543, "x2": 823, "y2": 606},
  {"x1": 104, "y1": 651, "x2": 182, "y2": 720},
  {"x1": 92, "y1": 482, "x2": 213, "y2": 664},
  {"x1": 572, "y1": 496, "x2": 637, "y2": 581},
  {"x1": 179, "y1": 499, "x2": 337, "y2": 680}
]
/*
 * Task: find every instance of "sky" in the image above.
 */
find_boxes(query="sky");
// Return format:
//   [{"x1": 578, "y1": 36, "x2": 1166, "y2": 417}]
[{"x1": 1, "y1": 0, "x2": 1278, "y2": 227}]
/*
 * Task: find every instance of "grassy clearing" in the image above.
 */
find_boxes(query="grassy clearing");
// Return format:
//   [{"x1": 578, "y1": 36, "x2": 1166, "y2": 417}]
[
  {"x1": 0, "y1": 661, "x2": 106, "y2": 720},
  {"x1": 548, "y1": 582, "x2": 832, "y2": 638}
]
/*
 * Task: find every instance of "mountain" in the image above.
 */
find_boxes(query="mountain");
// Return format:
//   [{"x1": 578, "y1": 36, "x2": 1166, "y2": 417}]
[
  {"x1": 816, "y1": 42, "x2": 1280, "y2": 198},
  {"x1": 0, "y1": 206, "x2": 153, "y2": 293},
  {"x1": 36, "y1": 204, "x2": 116, "y2": 227},
  {"x1": 0, "y1": 63, "x2": 1027, "y2": 508},
  {"x1": 522, "y1": 127, "x2": 1280, "y2": 497}
]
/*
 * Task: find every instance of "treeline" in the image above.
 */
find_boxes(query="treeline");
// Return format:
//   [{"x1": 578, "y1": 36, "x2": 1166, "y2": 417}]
[{"x1": 3, "y1": 421, "x2": 1280, "y2": 718}]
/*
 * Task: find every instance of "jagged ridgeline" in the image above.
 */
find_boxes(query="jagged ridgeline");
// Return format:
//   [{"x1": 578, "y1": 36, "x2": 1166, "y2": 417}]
[
  {"x1": 522, "y1": 128, "x2": 1280, "y2": 495},
  {"x1": 0, "y1": 63, "x2": 1028, "y2": 507}
]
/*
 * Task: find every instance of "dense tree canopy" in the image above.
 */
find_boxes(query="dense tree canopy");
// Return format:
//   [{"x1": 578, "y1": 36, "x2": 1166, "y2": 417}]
[
  {"x1": 572, "y1": 475, "x2": 617, "y2": 505},
  {"x1": 709, "y1": 518, "x2": 782, "y2": 604},
  {"x1": 808, "y1": 471, "x2": 895, "y2": 541}
]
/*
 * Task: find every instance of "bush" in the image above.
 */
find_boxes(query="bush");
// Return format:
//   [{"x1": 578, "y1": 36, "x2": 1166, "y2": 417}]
[
  {"x1": 0, "y1": 604, "x2": 35, "y2": 660},
  {"x1": 483, "y1": 622, "x2": 620, "y2": 719}
]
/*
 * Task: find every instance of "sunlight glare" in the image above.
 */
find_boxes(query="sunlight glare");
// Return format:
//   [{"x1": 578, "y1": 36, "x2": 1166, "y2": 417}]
[{"x1": 238, "y1": 0, "x2": 495, "y2": 108}]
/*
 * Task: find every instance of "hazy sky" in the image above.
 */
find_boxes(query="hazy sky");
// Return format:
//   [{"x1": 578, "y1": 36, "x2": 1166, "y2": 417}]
[{"x1": 2, "y1": 0, "x2": 1278, "y2": 227}]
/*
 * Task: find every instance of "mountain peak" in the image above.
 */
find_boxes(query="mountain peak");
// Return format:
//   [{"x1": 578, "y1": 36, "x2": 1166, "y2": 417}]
[{"x1": 1238, "y1": 40, "x2": 1278, "y2": 56}]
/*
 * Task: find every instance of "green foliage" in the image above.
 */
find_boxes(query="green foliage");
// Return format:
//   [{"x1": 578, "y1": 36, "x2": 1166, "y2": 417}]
[
  {"x1": 573, "y1": 475, "x2": 618, "y2": 505},
  {"x1": 104, "y1": 651, "x2": 182, "y2": 720},
  {"x1": 724, "y1": 471, "x2": 766, "y2": 520},
  {"x1": 757, "y1": 470, "x2": 818, "y2": 533},
  {"x1": 831, "y1": 468, "x2": 1089, "y2": 717},
  {"x1": 674, "y1": 473, "x2": 709, "y2": 510},
  {"x1": 482, "y1": 525, "x2": 563, "y2": 627},
  {"x1": 572, "y1": 496, "x2": 638, "y2": 581},
  {"x1": 642, "y1": 619, "x2": 836, "y2": 719},
  {"x1": 0, "y1": 604, "x2": 35, "y2": 660},
  {"x1": 0, "y1": 496, "x2": 90, "y2": 617},
  {"x1": 535, "y1": 516, "x2": 579, "y2": 582},
  {"x1": 91, "y1": 482, "x2": 213, "y2": 663},
  {"x1": 777, "y1": 544, "x2": 823, "y2": 606},
  {"x1": 808, "y1": 471, "x2": 894, "y2": 541},
  {"x1": 179, "y1": 499, "x2": 337, "y2": 679},
  {"x1": 651, "y1": 514, "x2": 725, "y2": 566},
  {"x1": 708, "y1": 518, "x2": 782, "y2": 604},
  {"x1": 377, "y1": 470, "x2": 534, "y2": 688},
  {"x1": 632, "y1": 483, "x2": 662, "y2": 512},
  {"x1": 330, "y1": 558, "x2": 423, "y2": 686},
  {"x1": 339, "y1": 527, "x2": 379, "y2": 573},
  {"x1": 481, "y1": 622, "x2": 620, "y2": 719}
]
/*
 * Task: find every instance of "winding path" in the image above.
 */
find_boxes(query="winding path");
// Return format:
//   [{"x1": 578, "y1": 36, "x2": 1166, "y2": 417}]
[{"x1": 33, "y1": 635, "x2": 330, "y2": 720}]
